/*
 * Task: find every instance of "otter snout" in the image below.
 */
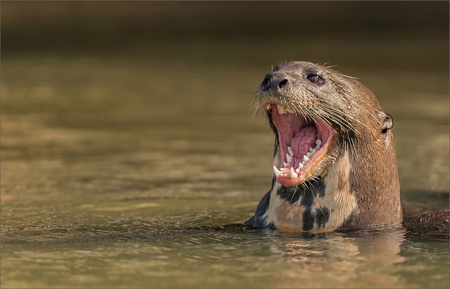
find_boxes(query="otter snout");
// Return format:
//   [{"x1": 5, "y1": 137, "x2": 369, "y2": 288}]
[{"x1": 260, "y1": 72, "x2": 289, "y2": 92}]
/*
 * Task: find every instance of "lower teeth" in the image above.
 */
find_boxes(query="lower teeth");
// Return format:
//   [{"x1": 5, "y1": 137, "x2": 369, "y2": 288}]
[{"x1": 273, "y1": 141, "x2": 321, "y2": 179}]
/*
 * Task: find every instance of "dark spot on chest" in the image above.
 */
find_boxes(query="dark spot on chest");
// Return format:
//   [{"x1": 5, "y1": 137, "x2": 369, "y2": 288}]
[
  {"x1": 276, "y1": 178, "x2": 326, "y2": 205},
  {"x1": 276, "y1": 178, "x2": 329, "y2": 231},
  {"x1": 315, "y1": 207, "x2": 330, "y2": 228},
  {"x1": 302, "y1": 208, "x2": 315, "y2": 231},
  {"x1": 301, "y1": 206, "x2": 331, "y2": 231}
]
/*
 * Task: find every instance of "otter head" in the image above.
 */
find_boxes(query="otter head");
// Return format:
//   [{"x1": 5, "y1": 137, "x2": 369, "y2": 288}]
[{"x1": 250, "y1": 61, "x2": 402, "y2": 231}]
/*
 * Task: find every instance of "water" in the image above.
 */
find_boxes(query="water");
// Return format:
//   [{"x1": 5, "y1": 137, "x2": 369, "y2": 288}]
[
  {"x1": 2, "y1": 2, "x2": 449, "y2": 288},
  {"x1": 2, "y1": 55, "x2": 448, "y2": 288}
]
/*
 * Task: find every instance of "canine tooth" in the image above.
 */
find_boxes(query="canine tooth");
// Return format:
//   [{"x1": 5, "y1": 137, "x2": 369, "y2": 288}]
[
  {"x1": 277, "y1": 105, "x2": 286, "y2": 114},
  {"x1": 288, "y1": 147, "x2": 293, "y2": 156},
  {"x1": 298, "y1": 163, "x2": 304, "y2": 169},
  {"x1": 290, "y1": 167, "x2": 298, "y2": 179},
  {"x1": 266, "y1": 104, "x2": 271, "y2": 110},
  {"x1": 273, "y1": 166, "x2": 282, "y2": 177},
  {"x1": 286, "y1": 154, "x2": 292, "y2": 163},
  {"x1": 303, "y1": 155, "x2": 310, "y2": 163},
  {"x1": 316, "y1": 139, "x2": 321, "y2": 146}
]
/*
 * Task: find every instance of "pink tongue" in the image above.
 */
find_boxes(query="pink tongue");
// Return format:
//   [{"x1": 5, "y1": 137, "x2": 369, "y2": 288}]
[{"x1": 291, "y1": 126, "x2": 317, "y2": 157}]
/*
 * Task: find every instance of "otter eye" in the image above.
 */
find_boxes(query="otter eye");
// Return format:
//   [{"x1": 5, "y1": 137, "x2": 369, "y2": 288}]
[{"x1": 307, "y1": 74, "x2": 324, "y2": 85}]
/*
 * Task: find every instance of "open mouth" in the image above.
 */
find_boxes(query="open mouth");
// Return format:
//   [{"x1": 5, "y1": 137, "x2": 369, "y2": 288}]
[{"x1": 266, "y1": 103, "x2": 336, "y2": 186}]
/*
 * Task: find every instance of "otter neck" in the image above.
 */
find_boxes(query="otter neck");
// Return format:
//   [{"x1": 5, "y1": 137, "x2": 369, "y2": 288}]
[
  {"x1": 266, "y1": 129, "x2": 402, "y2": 232},
  {"x1": 340, "y1": 131, "x2": 402, "y2": 229},
  {"x1": 266, "y1": 150, "x2": 358, "y2": 232}
]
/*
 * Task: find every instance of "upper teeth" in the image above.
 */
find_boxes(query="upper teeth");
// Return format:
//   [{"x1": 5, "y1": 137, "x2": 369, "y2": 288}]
[
  {"x1": 277, "y1": 105, "x2": 295, "y2": 115},
  {"x1": 273, "y1": 139, "x2": 322, "y2": 179}
]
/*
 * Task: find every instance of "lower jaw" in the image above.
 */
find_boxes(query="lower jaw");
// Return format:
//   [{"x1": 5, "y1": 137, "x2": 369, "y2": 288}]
[
  {"x1": 275, "y1": 152, "x2": 326, "y2": 186},
  {"x1": 276, "y1": 177, "x2": 305, "y2": 187},
  {"x1": 274, "y1": 164, "x2": 315, "y2": 186},
  {"x1": 276, "y1": 170, "x2": 315, "y2": 186}
]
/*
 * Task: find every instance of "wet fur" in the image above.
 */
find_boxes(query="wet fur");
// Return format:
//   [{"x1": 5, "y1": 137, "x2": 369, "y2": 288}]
[{"x1": 247, "y1": 61, "x2": 402, "y2": 231}]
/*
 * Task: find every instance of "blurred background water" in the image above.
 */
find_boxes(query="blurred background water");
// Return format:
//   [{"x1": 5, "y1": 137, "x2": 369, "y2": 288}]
[{"x1": 1, "y1": 2, "x2": 449, "y2": 288}]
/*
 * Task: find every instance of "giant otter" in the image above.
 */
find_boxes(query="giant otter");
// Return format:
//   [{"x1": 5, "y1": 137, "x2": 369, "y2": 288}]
[{"x1": 246, "y1": 61, "x2": 449, "y2": 237}]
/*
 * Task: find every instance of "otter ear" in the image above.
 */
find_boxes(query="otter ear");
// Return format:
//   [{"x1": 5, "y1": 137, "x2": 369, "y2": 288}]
[{"x1": 378, "y1": 111, "x2": 394, "y2": 134}]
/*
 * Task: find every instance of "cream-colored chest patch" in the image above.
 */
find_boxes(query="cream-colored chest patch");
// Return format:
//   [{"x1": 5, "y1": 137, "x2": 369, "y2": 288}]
[{"x1": 266, "y1": 150, "x2": 358, "y2": 232}]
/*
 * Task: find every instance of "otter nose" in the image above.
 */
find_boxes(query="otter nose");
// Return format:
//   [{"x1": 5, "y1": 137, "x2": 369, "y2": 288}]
[{"x1": 260, "y1": 72, "x2": 289, "y2": 91}]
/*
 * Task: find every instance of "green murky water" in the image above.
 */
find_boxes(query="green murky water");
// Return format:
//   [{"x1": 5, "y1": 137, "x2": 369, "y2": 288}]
[{"x1": 1, "y1": 2, "x2": 449, "y2": 288}]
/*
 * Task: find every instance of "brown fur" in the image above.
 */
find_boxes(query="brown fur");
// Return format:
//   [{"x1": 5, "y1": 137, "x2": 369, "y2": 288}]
[{"x1": 255, "y1": 61, "x2": 402, "y2": 231}]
